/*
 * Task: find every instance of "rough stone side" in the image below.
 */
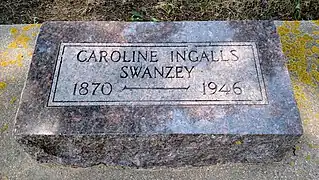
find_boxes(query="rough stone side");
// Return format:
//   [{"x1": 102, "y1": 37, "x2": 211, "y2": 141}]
[{"x1": 17, "y1": 134, "x2": 300, "y2": 168}]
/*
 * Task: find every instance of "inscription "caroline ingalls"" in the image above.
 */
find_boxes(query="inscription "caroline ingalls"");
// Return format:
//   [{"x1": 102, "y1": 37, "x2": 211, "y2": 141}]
[{"x1": 76, "y1": 49, "x2": 239, "y2": 79}]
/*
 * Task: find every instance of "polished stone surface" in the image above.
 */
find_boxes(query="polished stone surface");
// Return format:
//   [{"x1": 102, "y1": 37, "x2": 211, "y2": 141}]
[
  {"x1": 48, "y1": 42, "x2": 267, "y2": 106},
  {"x1": 14, "y1": 21, "x2": 302, "y2": 167}
]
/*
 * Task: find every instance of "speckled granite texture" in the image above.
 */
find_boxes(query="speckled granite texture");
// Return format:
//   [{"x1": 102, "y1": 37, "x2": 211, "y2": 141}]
[{"x1": 14, "y1": 21, "x2": 302, "y2": 168}]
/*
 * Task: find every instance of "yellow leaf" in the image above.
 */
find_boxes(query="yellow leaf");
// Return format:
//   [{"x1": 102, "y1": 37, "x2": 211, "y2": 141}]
[
  {"x1": 0, "y1": 82, "x2": 7, "y2": 90},
  {"x1": 10, "y1": 27, "x2": 18, "y2": 35}
]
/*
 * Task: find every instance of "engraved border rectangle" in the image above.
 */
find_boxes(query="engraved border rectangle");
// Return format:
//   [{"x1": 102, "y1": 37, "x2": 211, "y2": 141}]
[{"x1": 47, "y1": 42, "x2": 268, "y2": 106}]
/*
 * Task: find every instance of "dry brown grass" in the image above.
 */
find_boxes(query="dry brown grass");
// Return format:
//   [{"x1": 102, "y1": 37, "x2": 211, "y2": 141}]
[{"x1": 0, "y1": 0, "x2": 318, "y2": 24}]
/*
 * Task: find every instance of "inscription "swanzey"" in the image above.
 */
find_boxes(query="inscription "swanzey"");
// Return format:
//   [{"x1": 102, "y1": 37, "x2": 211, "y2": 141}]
[{"x1": 76, "y1": 48, "x2": 239, "y2": 79}]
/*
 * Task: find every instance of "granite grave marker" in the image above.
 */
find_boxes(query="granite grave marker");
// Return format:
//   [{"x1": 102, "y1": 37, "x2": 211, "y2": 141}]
[{"x1": 14, "y1": 21, "x2": 303, "y2": 167}]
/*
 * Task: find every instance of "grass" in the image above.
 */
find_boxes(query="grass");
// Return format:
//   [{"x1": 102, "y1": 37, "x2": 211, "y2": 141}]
[
  {"x1": 294, "y1": 0, "x2": 301, "y2": 19},
  {"x1": 0, "y1": 123, "x2": 9, "y2": 133},
  {"x1": 0, "y1": 0, "x2": 318, "y2": 24}
]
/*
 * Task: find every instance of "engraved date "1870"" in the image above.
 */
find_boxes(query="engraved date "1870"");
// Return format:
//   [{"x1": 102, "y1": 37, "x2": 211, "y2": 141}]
[{"x1": 73, "y1": 82, "x2": 112, "y2": 95}]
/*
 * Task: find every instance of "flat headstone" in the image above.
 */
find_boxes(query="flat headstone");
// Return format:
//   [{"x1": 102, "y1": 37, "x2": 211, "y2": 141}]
[{"x1": 14, "y1": 21, "x2": 302, "y2": 167}]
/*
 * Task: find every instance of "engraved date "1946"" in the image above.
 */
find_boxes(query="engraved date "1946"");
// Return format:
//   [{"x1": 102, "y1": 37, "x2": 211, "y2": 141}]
[{"x1": 202, "y1": 81, "x2": 242, "y2": 95}]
